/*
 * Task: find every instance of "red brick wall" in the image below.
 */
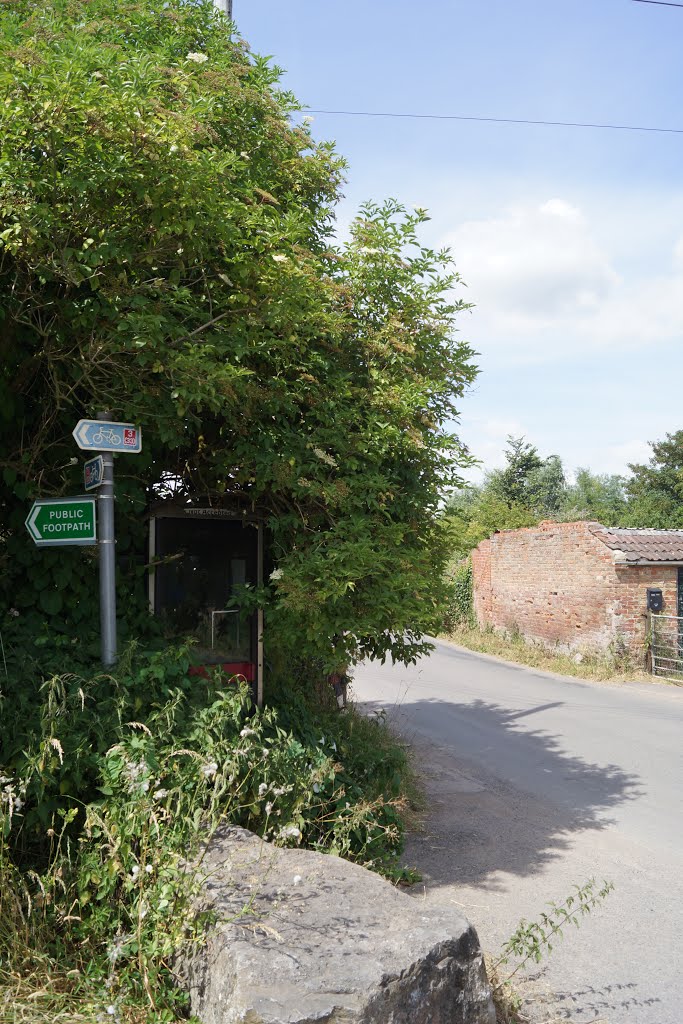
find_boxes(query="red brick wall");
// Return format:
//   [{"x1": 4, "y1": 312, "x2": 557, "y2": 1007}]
[
  {"x1": 471, "y1": 521, "x2": 678, "y2": 657},
  {"x1": 613, "y1": 566, "x2": 677, "y2": 651},
  {"x1": 471, "y1": 538, "x2": 492, "y2": 624}
]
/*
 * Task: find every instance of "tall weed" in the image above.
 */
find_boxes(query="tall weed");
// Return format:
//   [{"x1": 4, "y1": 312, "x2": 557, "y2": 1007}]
[{"x1": 0, "y1": 634, "x2": 411, "y2": 1021}]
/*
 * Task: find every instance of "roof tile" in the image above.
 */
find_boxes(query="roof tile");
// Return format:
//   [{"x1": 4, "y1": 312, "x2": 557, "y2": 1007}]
[{"x1": 588, "y1": 525, "x2": 683, "y2": 563}]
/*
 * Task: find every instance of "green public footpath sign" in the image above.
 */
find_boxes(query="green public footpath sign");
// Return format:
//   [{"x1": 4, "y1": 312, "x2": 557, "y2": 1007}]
[{"x1": 25, "y1": 496, "x2": 97, "y2": 547}]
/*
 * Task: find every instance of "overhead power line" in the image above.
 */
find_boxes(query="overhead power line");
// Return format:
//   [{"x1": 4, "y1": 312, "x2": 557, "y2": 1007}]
[
  {"x1": 632, "y1": 1, "x2": 683, "y2": 7},
  {"x1": 302, "y1": 108, "x2": 683, "y2": 135}
]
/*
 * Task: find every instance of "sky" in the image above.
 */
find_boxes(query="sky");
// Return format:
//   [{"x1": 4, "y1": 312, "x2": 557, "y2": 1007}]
[{"x1": 233, "y1": 0, "x2": 683, "y2": 483}]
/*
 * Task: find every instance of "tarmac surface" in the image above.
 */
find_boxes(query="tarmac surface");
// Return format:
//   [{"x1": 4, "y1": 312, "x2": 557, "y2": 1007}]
[{"x1": 353, "y1": 639, "x2": 683, "y2": 1024}]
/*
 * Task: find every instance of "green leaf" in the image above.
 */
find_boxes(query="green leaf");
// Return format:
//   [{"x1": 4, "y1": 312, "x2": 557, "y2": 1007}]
[{"x1": 40, "y1": 591, "x2": 64, "y2": 616}]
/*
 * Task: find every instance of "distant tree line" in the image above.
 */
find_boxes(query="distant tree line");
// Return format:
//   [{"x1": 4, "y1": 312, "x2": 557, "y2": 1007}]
[{"x1": 445, "y1": 431, "x2": 683, "y2": 560}]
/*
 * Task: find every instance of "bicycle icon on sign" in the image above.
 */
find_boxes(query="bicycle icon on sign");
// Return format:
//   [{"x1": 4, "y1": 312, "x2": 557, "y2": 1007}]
[{"x1": 92, "y1": 428, "x2": 121, "y2": 445}]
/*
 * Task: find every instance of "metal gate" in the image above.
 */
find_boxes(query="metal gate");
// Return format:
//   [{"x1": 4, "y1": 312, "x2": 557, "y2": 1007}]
[{"x1": 650, "y1": 613, "x2": 683, "y2": 683}]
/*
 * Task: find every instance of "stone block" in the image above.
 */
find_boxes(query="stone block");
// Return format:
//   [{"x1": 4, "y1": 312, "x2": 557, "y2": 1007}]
[{"x1": 177, "y1": 826, "x2": 494, "y2": 1024}]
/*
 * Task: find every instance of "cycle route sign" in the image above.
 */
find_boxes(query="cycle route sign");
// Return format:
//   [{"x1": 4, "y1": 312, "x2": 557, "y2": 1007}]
[
  {"x1": 25, "y1": 496, "x2": 97, "y2": 547},
  {"x1": 72, "y1": 419, "x2": 142, "y2": 454},
  {"x1": 83, "y1": 454, "x2": 104, "y2": 491}
]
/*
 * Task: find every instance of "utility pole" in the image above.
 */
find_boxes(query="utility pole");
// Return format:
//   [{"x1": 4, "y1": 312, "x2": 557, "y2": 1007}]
[{"x1": 213, "y1": 0, "x2": 233, "y2": 18}]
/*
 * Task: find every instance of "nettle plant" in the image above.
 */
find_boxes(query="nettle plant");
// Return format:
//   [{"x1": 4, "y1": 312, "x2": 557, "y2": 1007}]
[{"x1": 487, "y1": 878, "x2": 615, "y2": 1023}]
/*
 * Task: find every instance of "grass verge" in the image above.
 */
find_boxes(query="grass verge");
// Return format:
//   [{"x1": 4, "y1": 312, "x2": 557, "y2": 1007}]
[{"x1": 442, "y1": 623, "x2": 651, "y2": 683}]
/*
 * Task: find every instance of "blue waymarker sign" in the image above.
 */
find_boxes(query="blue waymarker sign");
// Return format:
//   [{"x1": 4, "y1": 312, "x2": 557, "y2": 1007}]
[
  {"x1": 73, "y1": 419, "x2": 142, "y2": 454},
  {"x1": 84, "y1": 454, "x2": 105, "y2": 491}
]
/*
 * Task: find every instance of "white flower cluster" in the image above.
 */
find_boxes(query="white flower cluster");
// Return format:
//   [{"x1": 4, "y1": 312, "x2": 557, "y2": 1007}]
[
  {"x1": 186, "y1": 51, "x2": 208, "y2": 64},
  {"x1": 278, "y1": 824, "x2": 302, "y2": 841},
  {"x1": 106, "y1": 932, "x2": 131, "y2": 966},
  {"x1": 201, "y1": 761, "x2": 218, "y2": 778},
  {"x1": 130, "y1": 863, "x2": 154, "y2": 880},
  {"x1": 257, "y1": 779, "x2": 292, "y2": 819},
  {"x1": 122, "y1": 759, "x2": 149, "y2": 795},
  {"x1": 269, "y1": 568, "x2": 284, "y2": 582},
  {"x1": 0, "y1": 774, "x2": 26, "y2": 817},
  {"x1": 309, "y1": 445, "x2": 338, "y2": 468}
]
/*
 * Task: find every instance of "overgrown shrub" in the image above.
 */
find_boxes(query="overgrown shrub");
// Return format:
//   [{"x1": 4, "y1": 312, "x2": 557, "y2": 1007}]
[
  {"x1": 0, "y1": 0, "x2": 476, "y2": 672},
  {"x1": 0, "y1": 634, "x2": 411, "y2": 1020}
]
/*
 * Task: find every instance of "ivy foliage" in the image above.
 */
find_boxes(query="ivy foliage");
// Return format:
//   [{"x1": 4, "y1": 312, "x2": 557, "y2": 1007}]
[
  {"x1": 0, "y1": 0, "x2": 476, "y2": 667},
  {"x1": 443, "y1": 559, "x2": 474, "y2": 631}
]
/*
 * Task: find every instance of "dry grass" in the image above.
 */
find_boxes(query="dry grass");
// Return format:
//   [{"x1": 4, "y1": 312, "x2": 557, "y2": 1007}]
[
  {"x1": 0, "y1": 959, "x2": 98, "y2": 1024},
  {"x1": 485, "y1": 957, "x2": 610, "y2": 1024},
  {"x1": 442, "y1": 624, "x2": 654, "y2": 685},
  {"x1": 485, "y1": 955, "x2": 528, "y2": 1024}
]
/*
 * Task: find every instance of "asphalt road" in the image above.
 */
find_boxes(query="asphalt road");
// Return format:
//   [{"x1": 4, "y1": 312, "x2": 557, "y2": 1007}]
[{"x1": 353, "y1": 640, "x2": 683, "y2": 1024}]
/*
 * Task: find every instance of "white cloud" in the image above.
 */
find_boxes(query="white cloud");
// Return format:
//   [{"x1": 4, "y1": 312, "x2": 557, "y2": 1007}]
[
  {"x1": 459, "y1": 431, "x2": 652, "y2": 486},
  {"x1": 586, "y1": 261, "x2": 683, "y2": 349},
  {"x1": 539, "y1": 198, "x2": 584, "y2": 223},
  {"x1": 443, "y1": 197, "x2": 683, "y2": 365},
  {"x1": 449, "y1": 199, "x2": 619, "y2": 327},
  {"x1": 457, "y1": 415, "x2": 532, "y2": 482},
  {"x1": 673, "y1": 235, "x2": 683, "y2": 273}
]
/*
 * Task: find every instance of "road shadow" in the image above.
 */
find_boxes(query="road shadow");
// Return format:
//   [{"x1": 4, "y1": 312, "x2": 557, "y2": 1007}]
[
  {"x1": 357, "y1": 696, "x2": 643, "y2": 891},
  {"x1": 517, "y1": 970, "x2": 663, "y2": 1023}
]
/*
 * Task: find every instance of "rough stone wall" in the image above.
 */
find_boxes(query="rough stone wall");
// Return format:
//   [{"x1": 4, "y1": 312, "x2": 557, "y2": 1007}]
[{"x1": 470, "y1": 521, "x2": 677, "y2": 658}]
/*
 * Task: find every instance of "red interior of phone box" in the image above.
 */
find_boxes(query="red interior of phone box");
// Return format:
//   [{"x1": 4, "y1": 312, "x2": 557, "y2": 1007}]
[{"x1": 188, "y1": 661, "x2": 255, "y2": 681}]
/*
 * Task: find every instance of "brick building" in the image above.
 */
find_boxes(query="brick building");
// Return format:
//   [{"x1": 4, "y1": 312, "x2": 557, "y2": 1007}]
[{"x1": 471, "y1": 521, "x2": 683, "y2": 661}]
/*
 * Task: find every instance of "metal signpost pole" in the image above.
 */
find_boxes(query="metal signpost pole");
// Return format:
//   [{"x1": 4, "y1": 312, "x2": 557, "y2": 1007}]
[
  {"x1": 72, "y1": 414, "x2": 141, "y2": 665},
  {"x1": 257, "y1": 522, "x2": 264, "y2": 707},
  {"x1": 98, "y1": 413, "x2": 117, "y2": 666}
]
